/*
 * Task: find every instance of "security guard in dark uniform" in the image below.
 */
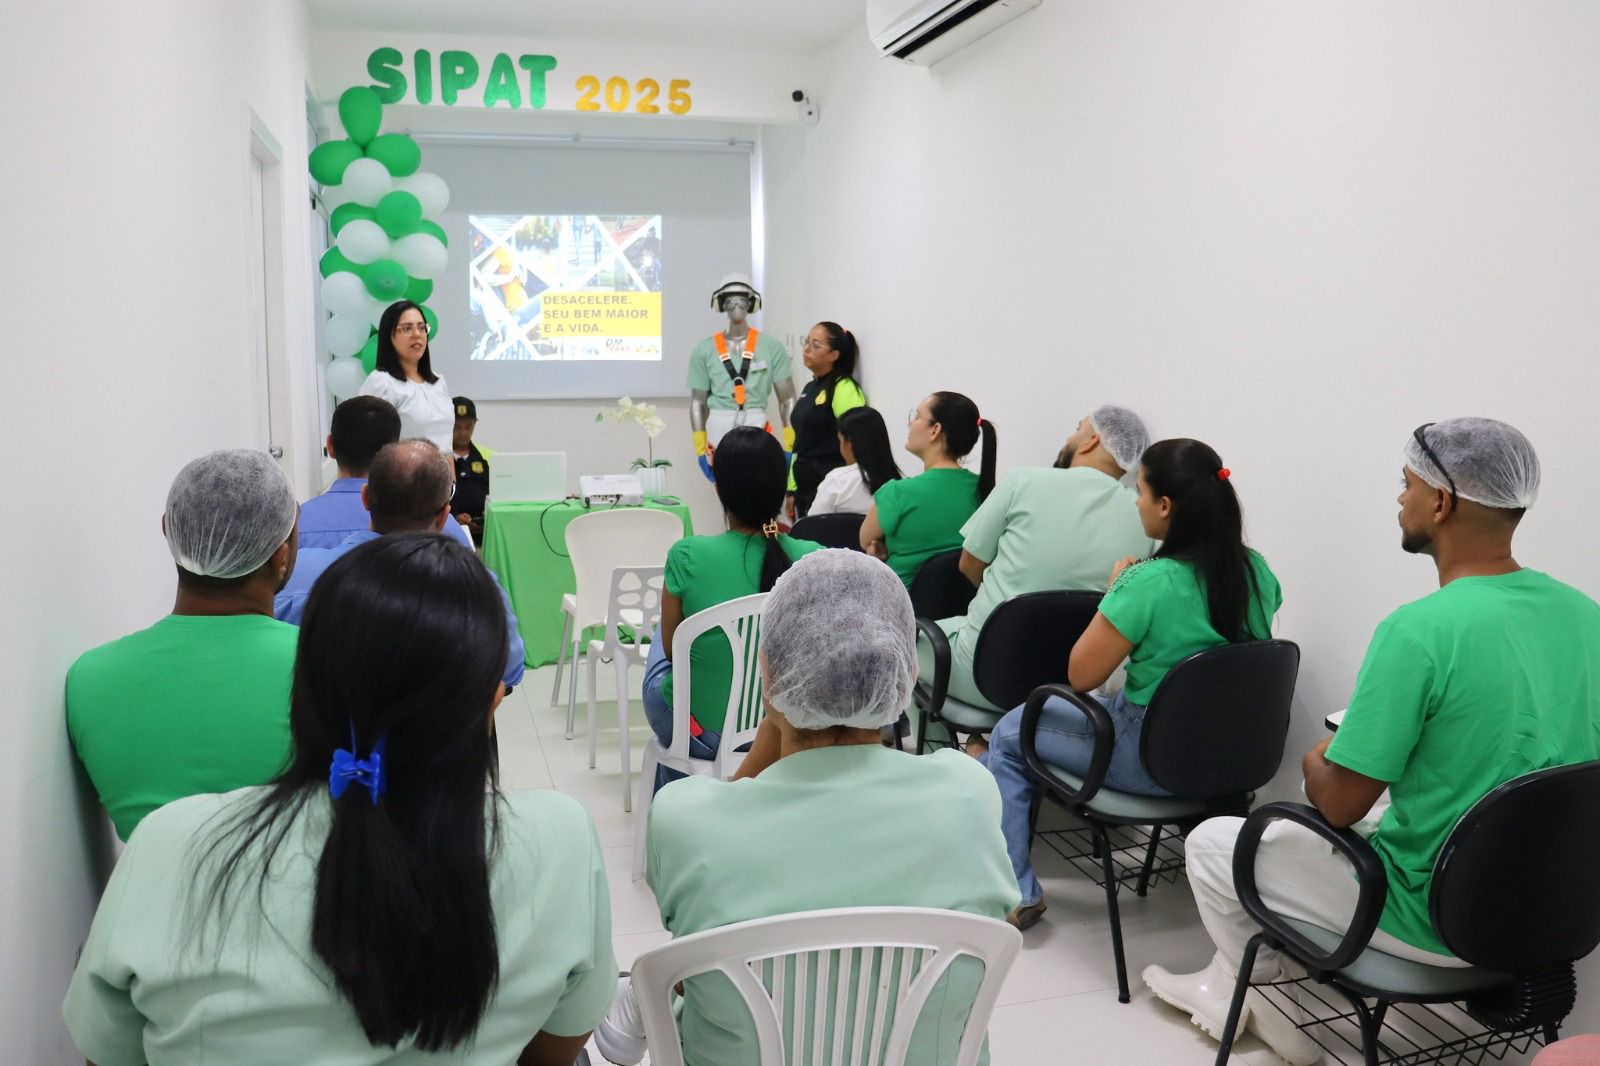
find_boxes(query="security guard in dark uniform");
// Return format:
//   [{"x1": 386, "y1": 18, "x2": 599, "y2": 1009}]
[{"x1": 451, "y1": 396, "x2": 491, "y2": 546}]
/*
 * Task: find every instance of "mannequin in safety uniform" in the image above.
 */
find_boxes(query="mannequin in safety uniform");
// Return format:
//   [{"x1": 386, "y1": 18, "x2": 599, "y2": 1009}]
[{"x1": 687, "y1": 275, "x2": 796, "y2": 481}]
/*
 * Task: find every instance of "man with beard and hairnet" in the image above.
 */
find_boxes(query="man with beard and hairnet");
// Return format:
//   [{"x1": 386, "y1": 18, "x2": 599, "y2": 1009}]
[
  {"x1": 67, "y1": 449, "x2": 300, "y2": 840},
  {"x1": 595, "y1": 550, "x2": 1019, "y2": 1066},
  {"x1": 1145, "y1": 418, "x2": 1600, "y2": 1066}
]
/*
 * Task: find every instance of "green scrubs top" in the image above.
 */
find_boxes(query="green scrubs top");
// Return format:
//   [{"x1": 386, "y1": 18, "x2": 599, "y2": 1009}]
[
  {"x1": 1327, "y1": 569, "x2": 1600, "y2": 955},
  {"x1": 662, "y1": 532, "x2": 823, "y2": 731},
  {"x1": 647, "y1": 745, "x2": 1020, "y2": 1066},
  {"x1": 686, "y1": 331, "x2": 792, "y2": 411},
  {"x1": 64, "y1": 788, "x2": 616, "y2": 1065},
  {"x1": 936, "y1": 467, "x2": 1157, "y2": 707},
  {"x1": 66, "y1": 614, "x2": 297, "y2": 840},
  {"x1": 873, "y1": 468, "x2": 981, "y2": 586},
  {"x1": 1099, "y1": 551, "x2": 1282, "y2": 706}
]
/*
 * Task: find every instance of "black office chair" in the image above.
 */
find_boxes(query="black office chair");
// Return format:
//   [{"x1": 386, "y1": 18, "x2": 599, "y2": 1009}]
[
  {"x1": 1020, "y1": 639, "x2": 1300, "y2": 1003},
  {"x1": 907, "y1": 549, "x2": 977, "y2": 621},
  {"x1": 1214, "y1": 759, "x2": 1600, "y2": 1066},
  {"x1": 913, "y1": 590, "x2": 1102, "y2": 754},
  {"x1": 789, "y1": 511, "x2": 866, "y2": 551}
]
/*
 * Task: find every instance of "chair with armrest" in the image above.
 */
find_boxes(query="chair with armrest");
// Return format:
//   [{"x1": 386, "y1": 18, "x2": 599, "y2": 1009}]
[
  {"x1": 789, "y1": 511, "x2": 867, "y2": 551},
  {"x1": 1020, "y1": 639, "x2": 1300, "y2": 1003},
  {"x1": 912, "y1": 590, "x2": 1102, "y2": 754},
  {"x1": 1212, "y1": 759, "x2": 1600, "y2": 1066},
  {"x1": 906, "y1": 549, "x2": 977, "y2": 621}
]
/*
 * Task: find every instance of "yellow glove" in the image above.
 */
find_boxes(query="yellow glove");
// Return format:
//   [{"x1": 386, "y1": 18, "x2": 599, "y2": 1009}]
[
  {"x1": 694, "y1": 430, "x2": 714, "y2": 482},
  {"x1": 781, "y1": 425, "x2": 796, "y2": 453},
  {"x1": 693, "y1": 430, "x2": 709, "y2": 456}
]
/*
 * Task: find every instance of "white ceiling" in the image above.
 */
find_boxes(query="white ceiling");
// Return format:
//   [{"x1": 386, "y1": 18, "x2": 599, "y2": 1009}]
[{"x1": 305, "y1": 0, "x2": 865, "y2": 54}]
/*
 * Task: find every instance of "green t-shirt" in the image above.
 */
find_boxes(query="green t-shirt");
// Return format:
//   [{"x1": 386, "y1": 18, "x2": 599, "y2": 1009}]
[
  {"x1": 663, "y1": 532, "x2": 822, "y2": 732},
  {"x1": 64, "y1": 788, "x2": 616, "y2": 1064},
  {"x1": 1099, "y1": 551, "x2": 1282, "y2": 706},
  {"x1": 873, "y1": 467, "x2": 981, "y2": 586},
  {"x1": 66, "y1": 614, "x2": 297, "y2": 840},
  {"x1": 685, "y1": 331, "x2": 793, "y2": 411},
  {"x1": 648, "y1": 745, "x2": 1019, "y2": 1066},
  {"x1": 955, "y1": 466, "x2": 1157, "y2": 680},
  {"x1": 1326, "y1": 569, "x2": 1600, "y2": 956}
]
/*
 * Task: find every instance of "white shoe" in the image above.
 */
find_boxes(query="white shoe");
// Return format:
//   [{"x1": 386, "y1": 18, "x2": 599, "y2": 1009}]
[
  {"x1": 592, "y1": 977, "x2": 646, "y2": 1065},
  {"x1": 1244, "y1": 987, "x2": 1322, "y2": 1065},
  {"x1": 1142, "y1": 953, "x2": 1249, "y2": 1042}
]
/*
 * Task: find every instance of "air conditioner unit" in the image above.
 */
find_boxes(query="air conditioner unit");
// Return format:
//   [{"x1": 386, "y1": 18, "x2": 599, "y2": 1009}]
[{"x1": 867, "y1": 0, "x2": 1042, "y2": 66}]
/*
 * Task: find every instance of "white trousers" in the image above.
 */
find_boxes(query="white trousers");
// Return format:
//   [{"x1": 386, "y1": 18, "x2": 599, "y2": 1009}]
[
  {"x1": 1184, "y1": 816, "x2": 1470, "y2": 980},
  {"x1": 705, "y1": 407, "x2": 770, "y2": 447}
]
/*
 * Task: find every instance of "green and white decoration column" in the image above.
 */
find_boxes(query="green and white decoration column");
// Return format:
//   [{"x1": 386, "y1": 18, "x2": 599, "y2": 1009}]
[{"x1": 312, "y1": 86, "x2": 451, "y2": 397}]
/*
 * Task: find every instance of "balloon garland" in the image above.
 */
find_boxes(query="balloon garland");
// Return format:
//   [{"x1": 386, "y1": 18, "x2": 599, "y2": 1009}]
[{"x1": 313, "y1": 87, "x2": 451, "y2": 398}]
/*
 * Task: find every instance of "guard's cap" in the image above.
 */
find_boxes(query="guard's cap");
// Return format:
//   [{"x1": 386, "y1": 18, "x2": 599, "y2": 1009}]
[{"x1": 453, "y1": 396, "x2": 477, "y2": 420}]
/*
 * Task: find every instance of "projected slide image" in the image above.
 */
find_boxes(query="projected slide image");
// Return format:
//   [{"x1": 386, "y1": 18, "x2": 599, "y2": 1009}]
[{"x1": 468, "y1": 214, "x2": 663, "y2": 362}]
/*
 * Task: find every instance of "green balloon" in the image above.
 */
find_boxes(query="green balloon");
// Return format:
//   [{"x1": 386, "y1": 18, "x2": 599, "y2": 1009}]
[
  {"x1": 339, "y1": 86, "x2": 384, "y2": 147},
  {"x1": 405, "y1": 277, "x2": 434, "y2": 303},
  {"x1": 417, "y1": 219, "x2": 449, "y2": 247},
  {"x1": 358, "y1": 334, "x2": 380, "y2": 374},
  {"x1": 319, "y1": 246, "x2": 357, "y2": 278},
  {"x1": 309, "y1": 140, "x2": 362, "y2": 185},
  {"x1": 375, "y1": 191, "x2": 423, "y2": 237},
  {"x1": 329, "y1": 203, "x2": 375, "y2": 235},
  {"x1": 420, "y1": 304, "x2": 439, "y2": 339},
  {"x1": 362, "y1": 258, "x2": 409, "y2": 300},
  {"x1": 364, "y1": 133, "x2": 422, "y2": 177}
]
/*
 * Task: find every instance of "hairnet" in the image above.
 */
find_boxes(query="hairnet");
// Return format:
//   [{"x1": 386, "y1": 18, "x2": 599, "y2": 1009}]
[
  {"x1": 761, "y1": 550, "x2": 917, "y2": 731},
  {"x1": 1403, "y1": 417, "x2": 1540, "y2": 510},
  {"x1": 1089, "y1": 404, "x2": 1150, "y2": 472},
  {"x1": 165, "y1": 450, "x2": 297, "y2": 579}
]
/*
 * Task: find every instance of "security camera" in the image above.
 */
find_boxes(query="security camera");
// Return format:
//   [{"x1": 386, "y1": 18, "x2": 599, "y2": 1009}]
[{"x1": 791, "y1": 89, "x2": 806, "y2": 103}]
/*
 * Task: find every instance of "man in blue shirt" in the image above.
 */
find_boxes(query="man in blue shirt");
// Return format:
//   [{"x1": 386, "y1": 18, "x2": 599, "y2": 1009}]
[
  {"x1": 301, "y1": 396, "x2": 472, "y2": 551},
  {"x1": 276, "y1": 439, "x2": 526, "y2": 689}
]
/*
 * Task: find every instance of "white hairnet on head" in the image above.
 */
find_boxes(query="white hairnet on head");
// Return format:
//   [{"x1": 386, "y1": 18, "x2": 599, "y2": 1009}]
[
  {"x1": 761, "y1": 549, "x2": 916, "y2": 731},
  {"x1": 1089, "y1": 405, "x2": 1150, "y2": 472},
  {"x1": 165, "y1": 449, "x2": 297, "y2": 579},
  {"x1": 1403, "y1": 417, "x2": 1540, "y2": 510}
]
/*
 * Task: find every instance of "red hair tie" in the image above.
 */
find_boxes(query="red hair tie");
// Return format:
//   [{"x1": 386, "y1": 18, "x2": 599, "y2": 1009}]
[
  {"x1": 976, "y1": 417, "x2": 985, "y2": 428},
  {"x1": 1216, "y1": 468, "x2": 1231, "y2": 480}
]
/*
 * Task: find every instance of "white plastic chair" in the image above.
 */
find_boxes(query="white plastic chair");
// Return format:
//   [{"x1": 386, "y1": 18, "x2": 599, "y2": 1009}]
[
  {"x1": 552, "y1": 508, "x2": 681, "y2": 737},
  {"x1": 630, "y1": 907, "x2": 1022, "y2": 1066},
  {"x1": 584, "y1": 565, "x2": 664, "y2": 812},
  {"x1": 631, "y1": 593, "x2": 768, "y2": 881}
]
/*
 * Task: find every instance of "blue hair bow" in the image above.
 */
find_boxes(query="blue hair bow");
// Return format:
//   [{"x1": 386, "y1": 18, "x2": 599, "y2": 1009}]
[{"x1": 330, "y1": 730, "x2": 387, "y2": 805}]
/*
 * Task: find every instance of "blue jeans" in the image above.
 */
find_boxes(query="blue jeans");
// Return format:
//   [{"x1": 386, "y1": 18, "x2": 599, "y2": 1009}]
[
  {"x1": 980, "y1": 690, "x2": 1171, "y2": 907},
  {"x1": 641, "y1": 627, "x2": 721, "y2": 793}
]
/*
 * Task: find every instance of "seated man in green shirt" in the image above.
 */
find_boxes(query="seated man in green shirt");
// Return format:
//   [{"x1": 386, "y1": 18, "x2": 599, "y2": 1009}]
[
  {"x1": 1145, "y1": 418, "x2": 1600, "y2": 1066},
  {"x1": 66, "y1": 449, "x2": 300, "y2": 841},
  {"x1": 596, "y1": 550, "x2": 1019, "y2": 1066}
]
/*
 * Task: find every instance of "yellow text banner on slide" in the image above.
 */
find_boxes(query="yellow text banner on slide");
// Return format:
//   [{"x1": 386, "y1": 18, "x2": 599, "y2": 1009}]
[{"x1": 541, "y1": 292, "x2": 661, "y2": 337}]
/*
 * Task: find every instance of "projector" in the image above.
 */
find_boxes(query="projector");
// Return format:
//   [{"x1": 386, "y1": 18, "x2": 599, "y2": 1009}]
[{"x1": 579, "y1": 474, "x2": 643, "y2": 507}]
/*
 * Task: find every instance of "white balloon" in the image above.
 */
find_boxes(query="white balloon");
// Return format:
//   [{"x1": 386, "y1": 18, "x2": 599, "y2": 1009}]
[
  {"x1": 391, "y1": 233, "x2": 448, "y2": 280},
  {"x1": 367, "y1": 296, "x2": 389, "y2": 330},
  {"x1": 320, "y1": 270, "x2": 370, "y2": 317},
  {"x1": 396, "y1": 172, "x2": 449, "y2": 216},
  {"x1": 324, "y1": 312, "x2": 371, "y2": 358},
  {"x1": 342, "y1": 157, "x2": 393, "y2": 207},
  {"x1": 337, "y1": 220, "x2": 390, "y2": 265},
  {"x1": 326, "y1": 356, "x2": 369, "y2": 397},
  {"x1": 319, "y1": 182, "x2": 353, "y2": 211}
]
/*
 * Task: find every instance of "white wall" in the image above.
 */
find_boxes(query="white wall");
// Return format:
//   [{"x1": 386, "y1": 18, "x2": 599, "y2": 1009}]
[
  {"x1": 0, "y1": 2, "x2": 320, "y2": 1059},
  {"x1": 764, "y1": 0, "x2": 1600, "y2": 1026}
]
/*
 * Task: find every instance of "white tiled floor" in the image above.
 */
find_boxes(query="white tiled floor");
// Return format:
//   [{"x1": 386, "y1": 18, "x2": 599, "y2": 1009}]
[{"x1": 497, "y1": 662, "x2": 1536, "y2": 1066}]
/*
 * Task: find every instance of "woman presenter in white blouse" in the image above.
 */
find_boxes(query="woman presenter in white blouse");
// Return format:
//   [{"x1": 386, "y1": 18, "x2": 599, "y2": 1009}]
[{"x1": 359, "y1": 301, "x2": 453, "y2": 451}]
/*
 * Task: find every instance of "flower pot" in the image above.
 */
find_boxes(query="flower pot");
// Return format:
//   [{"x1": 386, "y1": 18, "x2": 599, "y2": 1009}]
[{"x1": 636, "y1": 466, "x2": 668, "y2": 498}]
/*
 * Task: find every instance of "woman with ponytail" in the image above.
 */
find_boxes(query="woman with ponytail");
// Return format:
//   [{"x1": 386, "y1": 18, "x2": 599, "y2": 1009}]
[
  {"x1": 642, "y1": 426, "x2": 822, "y2": 792},
  {"x1": 973, "y1": 438, "x2": 1282, "y2": 929},
  {"x1": 861, "y1": 390, "x2": 997, "y2": 586},
  {"x1": 65, "y1": 535, "x2": 615, "y2": 1065},
  {"x1": 787, "y1": 321, "x2": 868, "y2": 518}
]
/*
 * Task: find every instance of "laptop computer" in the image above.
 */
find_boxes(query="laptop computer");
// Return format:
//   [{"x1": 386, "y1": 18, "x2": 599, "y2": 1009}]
[{"x1": 488, "y1": 452, "x2": 568, "y2": 502}]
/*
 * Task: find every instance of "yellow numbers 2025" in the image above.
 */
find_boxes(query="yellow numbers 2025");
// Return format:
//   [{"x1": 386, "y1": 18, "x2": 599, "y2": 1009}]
[{"x1": 576, "y1": 76, "x2": 691, "y2": 115}]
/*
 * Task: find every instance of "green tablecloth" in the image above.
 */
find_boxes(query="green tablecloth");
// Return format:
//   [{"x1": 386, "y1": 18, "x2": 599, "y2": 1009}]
[{"x1": 481, "y1": 499, "x2": 693, "y2": 667}]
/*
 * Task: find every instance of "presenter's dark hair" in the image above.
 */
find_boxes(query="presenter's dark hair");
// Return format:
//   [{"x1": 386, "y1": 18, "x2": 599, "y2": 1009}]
[
  {"x1": 1141, "y1": 438, "x2": 1262, "y2": 644},
  {"x1": 375, "y1": 300, "x2": 438, "y2": 384},
  {"x1": 837, "y1": 407, "x2": 902, "y2": 495},
  {"x1": 928, "y1": 391, "x2": 998, "y2": 502},
  {"x1": 813, "y1": 321, "x2": 859, "y2": 387},
  {"x1": 330, "y1": 396, "x2": 402, "y2": 477},
  {"x1": 192, "y1": 534, "x2": 508, "y2": 1051},
  {"x1": 713, "y1": 427, "x2": 795, "y2": 592}
]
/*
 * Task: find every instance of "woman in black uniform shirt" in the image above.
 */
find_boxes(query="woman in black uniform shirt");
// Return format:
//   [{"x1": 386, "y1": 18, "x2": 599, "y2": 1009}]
[{"x1": 786, "y1": 322, "x2": 867, "y2": 519}]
